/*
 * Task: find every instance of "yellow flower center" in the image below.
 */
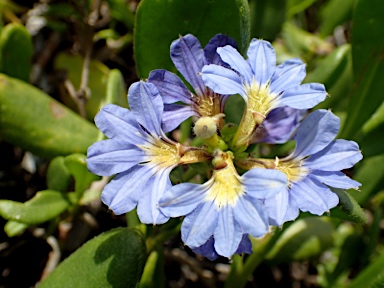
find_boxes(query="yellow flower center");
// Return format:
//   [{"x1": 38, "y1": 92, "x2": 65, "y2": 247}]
[
  {"x1": 275, "y1": 158, "x2": 308, "y2": 184},
  {"x1": 204, "y1": 151, "x2": 244, "y2": 208}
]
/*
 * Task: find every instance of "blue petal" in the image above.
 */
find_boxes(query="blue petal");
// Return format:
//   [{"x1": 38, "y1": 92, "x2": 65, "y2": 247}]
[
  {"x1": 87, "y1": 139, "x2": 144, "y2": 176},
  {"x1": 311, "y1": 170, "x2": 361, "y2": 190},
  {"x1": 291, "y1": 110, "x2": 340, "y2": 159},
  {"x1": 137, "y1": 167, "x2": 172, "y2": 224},
  {"x1": 162, "y1": 104, "x2": 196, "y2": 132},
  {"x1": 214, "y1": 206, "x2": 243, "y2": 258},
  {"x1": 253, "y1": 107, "x2": 306, "y2": 144},
  {"x1": 94, "y1": 104, "x2": 145, "y2": 143},
  {"x1": 242, "y1": 168, "x2": 287, "y2": 199},
  {"x1": 181, "y1": 201, "x2": 219, "y2": 248},
  {"x1": 128, "y1": 81, "x2": 164, "y2": 138},
  {"x1": 305, "y1": 140, "x2": 362, "y2": 171},
  {"x1": 270, "y1": 58, "x2": 306, "y2": 93},
  {"x1": 233, "y1": 195, "x2": 269, "y2": 237},
  {"x1": 148, "y1": 69, "x2": 193, "y2": 104},
  {"x1": 264, "y1": 189, "x2": 300, "y2": 226},
  {"x1": 246, "y1": 39, "x2": 276, "y2": 85},
  {"x1": 101, "y1": 166, "x2": 152, "y2": 215},
  {"x1": 216, "y1": 45, "x2": 253, "y2": 83},
  {"x1": 159, "y1": 182, "x2": 208, "y2": 217},
  {"x1": 171, "y1": 34, "x2": 206, "y2": 96},
  {"x1": 290, "y1": 176, "x2": 339, "y2": 215},
  {"x1": 277, "y1": 83, "x2": 326, "y2": 109},
  {"x1": 235, "y1": 235, "x2": 253, "y2": 255},
  {"x1": 201, "y1": 64, "x2": 246, "y2": 98},
  {"x1": 192, "y1": 236, "x2": 220, "y2": 260},
  {"x1": 204, "y1": 34, "x2": 237, "y2": 65}
]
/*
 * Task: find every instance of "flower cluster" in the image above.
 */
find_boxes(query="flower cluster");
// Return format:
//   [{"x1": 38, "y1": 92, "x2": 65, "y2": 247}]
[{"x1": 87, "y1": 34, "x2": 362, "y2": 260}]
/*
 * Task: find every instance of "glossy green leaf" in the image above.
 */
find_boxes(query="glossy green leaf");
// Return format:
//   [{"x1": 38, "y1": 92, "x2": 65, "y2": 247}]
[
  {"x1": 104, "y1": 69, "x2": 127, "y2": 108},
  {"x1": 55, "y1": 53, "x2": 111, "y2": 121},
  {"x1": 0, "y1": 190, "x2": 70, "y2": 224},
  {"x1": 249, "y1": 0, "x2": 286, "y2": 41},
  {"x1": 0, "y1": 23, "x2": 33, "y2": 82},
  {"x1": 266, "y1": 217, "x2": 334, "y2": 263},
  {"x1": 348, "y1": 250, "x2": 384, "y2": 288},
  {"x1": 4, "y1": 220, "x2": 29, "y2": 237},
  {"x1": 134, "y1": 0, "x2": 250, "y2": 78},
  {"x1": 64, "y1": 154, "x2": 100, "y2": 200},
  {"x1": 46, "y1": 156, "x2": 71, "y2": 192},
  {"x1": 319, "y1": 0, "x2": 355, "y2": 37},
  {"x1": 0, "y1": 73, "x2": 99, "y2": 158},
  {"x1": 341, "y1": 0, "x2": 384, "y2": 139},
  {"x1": 330, "y1": 188, "x2": 367, "y2": 223},
  {"x1": 39, "y1": 228, "x2": 147, "y2": 288}
]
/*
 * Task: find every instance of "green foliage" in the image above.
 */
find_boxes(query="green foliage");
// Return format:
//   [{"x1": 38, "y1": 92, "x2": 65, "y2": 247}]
[
  {"x1": 330, "y1": 188, "x2": 367, "y2": 223},
  {"x1": 0, "y1": 23, "x2": 33, "y2": 82},
  {"x1": 0, "y1": 73, "x2": 99, "y2": 158},
  {"x1": 0, "y1": 190, "x2": 70, "y2": 225},
  {"x1": 39, "y1": 228, "x2": 147, "y2": 288},
  {"x1": 134, "y1": 0, "x2": 250, "y2": 78},
  {"x1": 46, "y1": 156, "x2": 72, "y2": 192}
]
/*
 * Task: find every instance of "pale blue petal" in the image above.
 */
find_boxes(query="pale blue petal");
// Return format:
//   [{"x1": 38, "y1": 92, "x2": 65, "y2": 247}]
[
  {"x1": 311, "y1": 170, "x2": 361, "y2": 190},
  {"x1": 217, "y1": 45, "x2": 253, "y2": 83},
  {"x1": 128, "y1": 81, "x2": 163, "y2": 137},
  {"x1": 291, "y1": 110, "x2": 340, "y2": 159},
  {"x1": 204, "y1": 34, "x2": 237, "y2": 65},
  {"x1": 214, "y1": 206, "x2": 243, "y2": 258},
  {"x1": 201, "y1": 64, "x2": 246, "y2": 98},
  {"x1": 101, "y1": 166, "x2": 152, "y2": 215},
  {"x1": 291, "y1": 176, "x2": 339, "y2": 215},
  {"x1": 181, "y1": 201, "x2": 219, "y2": 248},
  {"x1": 148, "y1": 69, "x2": 193, "y2": 104},
  {"x1": 233, "y1": 195, "x2": 269, "y2": 237},
  {"x1": 264, "y1": 189, "x2": 300, "y2": 226},
  {"x1": 246, "y1": 39, "x2": 276, "y2": 85},
  {"x1": 242, "y1": 168, "x2": 287, "y2": 199},
  {"x1": 305, "y1": 140, "x2": 362, "y2": 171},
  {"x1": 171, "y1": 34, "x2": 206, "y2": 96},
  {"x1": 137, "y1": 167, "x2": 172, "y2": 224},
  {"x1": 159, "y1": 181, "x2": 209, "y2": 217},
  {"x1": 94, "y1": 104, "x2": 145, "y2": 143},
  {"x1": 277, "y1": 83, "x2": 326, "y2": 109},
  {"x1": 162, "y1": 104, "x2": 196, "y2": 132},
  {"x1": 270, "y1": 58, "x2": 306, "y2": 93},
  {"x1": 87, "y1": 139, "x2": 144, "y2": 176}
]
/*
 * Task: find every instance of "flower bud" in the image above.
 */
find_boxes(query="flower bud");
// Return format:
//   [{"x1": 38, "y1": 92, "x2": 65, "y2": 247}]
[{"x1": 193, "y1": 117, "x2": 217, "y2": 139}]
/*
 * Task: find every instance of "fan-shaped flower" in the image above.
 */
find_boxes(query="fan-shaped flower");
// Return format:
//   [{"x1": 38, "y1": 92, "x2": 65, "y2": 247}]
[
  {"x1": 201, "y1": 39, "x2": 326, "y2": 149},
  {"x1": 147, "y1": 34, "x2": 237, "y2": 132},
  {"x1": 159, "y1": 150, "x2": 287, "y2": 258},
  {"x1": 87, "y1": 81, "x2": 210, "y2": 224}
]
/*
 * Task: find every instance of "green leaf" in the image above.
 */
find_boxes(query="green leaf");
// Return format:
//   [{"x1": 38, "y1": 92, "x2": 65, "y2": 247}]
[
  {"x1": 39, "y1": 228, "x2": 147, "y2": 288},
  {"x1": 318, "y1": 0, "x2": 356, "y2": 37},
  {"x1": 134, "y1": 0, "x2": 250, "y2": 78},
  {"x1": 0, "y1": 73, "x2": 99, "y2": 158},
  {"x1": 286, "y1": 0, "x2": 316, "y2": 18},
  {"x1": 0, "y1": 23, "x2": 33, "y2": 82},
  {"x1": 105, "y1": 0, "x2": 135, "y2": 30},
  {"x1": 104, "y1": 69, "x2": 127, "y2": 108},
  {"x1": 4, "y1": 220, "x2": 29, "y2": 237},
  {"x1": 330, "y1": 188, "x2": 367, "y2": 224},
  {"x1": 348, "y1": 250, "x2": 384, "y2": 288},
  {"x1": 266, "y1": 217, "x2": 334, "y2": 263},
  {"x1": 46, "y1": 156, "x2": 72, "y2": 191},
  {"x1": 139, "y1": 249, "x2": 165, "y2": 288},
  {"x1": 341, "y1": 0, "x2": 384, "y2": 139},
  {"x1": 249, "y1": 0, "x2": 286, "y2": 41},
  {"x1": 64, "y1": 154, "x2": 100, "y2": 200},
  {"x1": 0, "y1": 190, "x2": 70, "y2": 224}
]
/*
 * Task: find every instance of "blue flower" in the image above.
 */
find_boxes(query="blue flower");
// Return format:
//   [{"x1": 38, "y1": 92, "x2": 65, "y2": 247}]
[
  {"x1": 87, "y1": 81, "x2": 210, "y2": 224},
  {"x1": 261, "y1": 110, "x2": 363, "y2": 226},
  {"x1": 158, "y1": 150, "x2": 287, "y2": 258},
  {"x1": 201, "y1": 39, "x2": 326, "y2": 148},
  {"x1": 147, "y1": 34, "x2": 237, "y2": 132}
]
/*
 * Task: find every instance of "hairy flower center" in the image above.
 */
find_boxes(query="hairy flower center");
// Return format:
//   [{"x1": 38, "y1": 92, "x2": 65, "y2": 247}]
[
  {"x1": 275, "y1": 159, "x2": 308, "y2": 184},
  {"x1": 138, "y1": 138, "x2": 180, "y2": 171},
  {"x1": 245, "y1": 80, "x2": 274, "y2": 117},
  {"x1": 205, "y1": 152, "x2": 244, "y2": 208}
]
